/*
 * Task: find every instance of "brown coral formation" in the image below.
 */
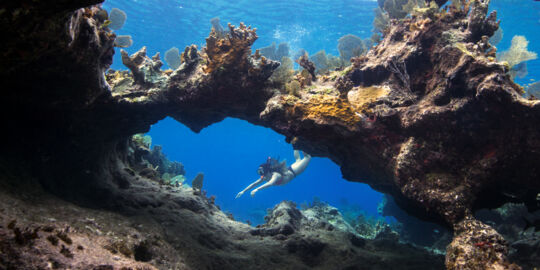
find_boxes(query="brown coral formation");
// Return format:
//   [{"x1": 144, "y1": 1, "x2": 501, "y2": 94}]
[
  {"x1": 203, "y1": 22, "x2": 258, "y2": 74},
  {"x1": 296, "y1": 52, "x2": 317, "y2": 80},
  {"x1": 1, "y1": 0, "x2": 540, "y2": 269}
]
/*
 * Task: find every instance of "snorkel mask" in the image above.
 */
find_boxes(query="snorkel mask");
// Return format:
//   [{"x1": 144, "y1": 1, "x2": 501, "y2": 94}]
[{"x1": 257, "y1": 166, "x2": 264, "y2": 175}]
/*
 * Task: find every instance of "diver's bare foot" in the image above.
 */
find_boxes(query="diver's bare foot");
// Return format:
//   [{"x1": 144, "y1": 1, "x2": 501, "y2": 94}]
[
  {"x1": 235, "y1": 191, "x2": 244, "y2": 199},
  {"x1": 250, "y1": 190, "x2": 257, "y2": 197}
]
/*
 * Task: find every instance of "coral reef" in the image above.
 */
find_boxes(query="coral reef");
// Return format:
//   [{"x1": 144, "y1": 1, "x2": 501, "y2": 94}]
[
  {"x1": 120, "y1": 46, "x2": 166, "y2": 87},
  {"x1": 203, "y1": 22, "x2": 259, "y2": 73},
  {"x1": 2, "y1": 0, "x2": 540, "y2": 269},
  {"x1": 296, "y1": 52, "x2": 317, "y2": 80},
  {"x1": 258, "y1": 42, "x2": 290, "y2": 62},
  {"x1": 338, "y1": 34, "x2": 367, "y2": 62},
  {"x1": 286, "y1": 80, "x2": 301, "y2": 96},
  {"x1": 251, "y1": 201, "x2": 444, "y2": 269},
  {"x1": 497, "y1": 35, "x2": 537, "y2": 67},
  {"x1": 489, "y1": 28, "x2": 503, "y2": 46},
  {"x1": 310, "y1": 50, "x2": 344, "y2": 74},
  {"x1": 164, "y1": 47, "x2": 182, "y2": 70},
  {"x1": 114, "y1": 35, "x2": 132, "y2": 48},
  {"x1": 379, "y1": 0, "x2": 445, "y2": 19},
  {"x1": 210, "y1": 17, "x2": 226, "y2": 39},
  {"x1": 269, "y1": 56, "x2": 295, "y2": 87},
  {"x1": 497, "y1": 35, "x2": 538, "y2": 79},
  {"x1": 108, "y1": 7, "x2": 127, "y2": 30}
]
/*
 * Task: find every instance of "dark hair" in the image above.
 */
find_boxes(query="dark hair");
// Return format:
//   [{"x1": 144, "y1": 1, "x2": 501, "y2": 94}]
[{"x1": 259, "y1": 157, "x2": 278, "y2": 175}]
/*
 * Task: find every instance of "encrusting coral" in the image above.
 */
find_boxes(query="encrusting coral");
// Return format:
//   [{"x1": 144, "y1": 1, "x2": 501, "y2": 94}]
[{"x1": 203, "y1": 22, "x2": 259, "y2": 74}]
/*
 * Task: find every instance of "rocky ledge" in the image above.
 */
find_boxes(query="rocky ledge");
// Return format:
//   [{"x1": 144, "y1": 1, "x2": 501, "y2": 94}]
[{"x1": 1, "y1": 0, "x2": 539, "y2": 269}]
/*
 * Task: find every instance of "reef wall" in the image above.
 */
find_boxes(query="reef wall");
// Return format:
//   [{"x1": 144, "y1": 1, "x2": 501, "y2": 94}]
[{"x1": 1, "y1": 0, "x2": 539, "y2": 269}]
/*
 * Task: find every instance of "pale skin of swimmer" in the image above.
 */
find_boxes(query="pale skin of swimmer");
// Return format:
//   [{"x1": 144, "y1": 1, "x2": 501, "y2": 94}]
[{"x1": 235, "y1": 150, "x2": 311, "y2": 198}]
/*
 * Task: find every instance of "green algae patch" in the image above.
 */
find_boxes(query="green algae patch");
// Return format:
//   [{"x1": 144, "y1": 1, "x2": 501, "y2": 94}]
[{"x1": 347, "y1": 85, "x2": 390, "y2": 113}]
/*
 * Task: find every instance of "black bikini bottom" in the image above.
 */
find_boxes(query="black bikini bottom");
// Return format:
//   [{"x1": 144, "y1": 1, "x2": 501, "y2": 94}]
[{"x1": 288, "y1": 166, "x2": 296, "y2": 177}]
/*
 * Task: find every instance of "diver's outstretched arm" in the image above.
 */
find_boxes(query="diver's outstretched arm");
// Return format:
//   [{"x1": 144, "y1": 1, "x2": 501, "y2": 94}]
[
  {"x1": 236, "y1": 177, "x2": 265, "y2": 199},
  {"x1": 251, "y1": 172, "x2": 281, "y2": 197}
]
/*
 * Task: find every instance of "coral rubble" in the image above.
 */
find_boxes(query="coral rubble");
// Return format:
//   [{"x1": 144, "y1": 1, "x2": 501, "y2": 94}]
[{"x1": 1, "y1": 0, "x2": 540, "y2": 269}]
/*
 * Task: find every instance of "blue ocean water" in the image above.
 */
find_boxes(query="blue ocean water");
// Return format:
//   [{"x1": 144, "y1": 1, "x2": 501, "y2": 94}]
[{"x1": 102, "y1": 0, "x2": 540, "y2": 224}]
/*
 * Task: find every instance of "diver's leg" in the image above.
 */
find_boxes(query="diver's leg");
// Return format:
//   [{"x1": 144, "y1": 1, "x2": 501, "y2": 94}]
[
  {"x1": 251, "y1": 172, "x2": 281, "y2": 196},
  {"x1": 294, "y1": 150, "x2": 301, "y2": 161},
  {"x1": 290, "y1": 151, "x2": 311, "y2": 175}
]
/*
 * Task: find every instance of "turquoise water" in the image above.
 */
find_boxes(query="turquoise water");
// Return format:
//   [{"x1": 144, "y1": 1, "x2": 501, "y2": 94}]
[
  {"x1": 489, "y1": 0, "x2": 540, "y2": 85},
  {"x1": 104, "y1": 0, "x2": 378, "y2": 70},
  {"x1": 102, "y1": 0, "x2": 540, "y2": 224}
]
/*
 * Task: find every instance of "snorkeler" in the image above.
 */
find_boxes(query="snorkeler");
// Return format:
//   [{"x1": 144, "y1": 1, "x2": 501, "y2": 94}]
[{"x1": 235, "y1": 150, "x2": 311, "y2": 198}]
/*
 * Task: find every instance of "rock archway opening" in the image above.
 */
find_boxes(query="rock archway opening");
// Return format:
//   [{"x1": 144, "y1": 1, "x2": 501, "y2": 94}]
[{"x1": 145, "y1": 116, "x2": 385, "y2": 225}]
